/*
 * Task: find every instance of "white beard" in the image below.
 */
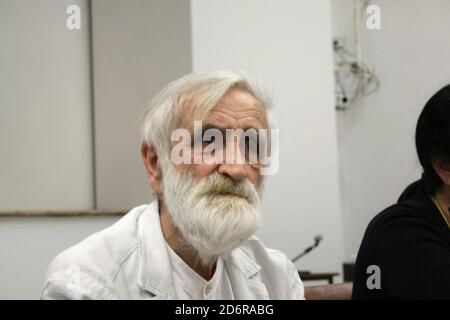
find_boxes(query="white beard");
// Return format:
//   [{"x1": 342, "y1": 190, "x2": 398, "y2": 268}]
[{"x1": 161, "y1": 163, "x2": 262, "y2": 266}]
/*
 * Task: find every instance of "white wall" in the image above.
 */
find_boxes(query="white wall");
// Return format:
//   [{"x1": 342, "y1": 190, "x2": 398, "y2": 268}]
[
  {"x1": 331, "y1": 0, "x2": 450, "y2": 259},
  {"x1": 91, "y1": 0, "x2": 192, "y2": 210},
  {"x1": 191, "y1": 0, "x2": 345, "y2": 275},
  {"x1": 0, "y1": 0, "x2": 93, "y2": 211},
  {"x1": 0, "y1": 0, "x2": 112, "y2": 300},
  {"x1": 0, "y1": 0, "x2": 191, "y2": 299},
  {"x1": 0, "y1": 216, "x2": 119, "y2": 299}
]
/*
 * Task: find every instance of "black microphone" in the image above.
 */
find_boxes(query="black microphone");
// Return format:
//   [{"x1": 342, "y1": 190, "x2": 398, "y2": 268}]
[
  {"x1": 313, "y1": 235, "x2": 323, "y2": 246},
  {"x1": 291, "y1": 235, "x2": 323, "y2": 263}
]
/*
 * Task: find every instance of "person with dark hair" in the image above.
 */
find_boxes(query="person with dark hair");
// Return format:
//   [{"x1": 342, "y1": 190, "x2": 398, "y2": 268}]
[{"x1": 352, "y1": 85, "x2": 450, "y2": 299}]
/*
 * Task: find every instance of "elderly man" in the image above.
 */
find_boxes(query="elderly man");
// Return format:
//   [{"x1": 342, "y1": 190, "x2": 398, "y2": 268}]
[{"x1": 41, "y1": 71, "x2": 304, "y2": 300}]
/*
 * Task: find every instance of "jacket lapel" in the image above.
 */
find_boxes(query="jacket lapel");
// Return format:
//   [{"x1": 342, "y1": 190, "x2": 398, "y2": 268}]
[
  {"x1": 225, "y1": 248, "x2": 270, "y2": 300},
  {"x1": 136, "y1": 200, "x2": 176, "y2": 299}
]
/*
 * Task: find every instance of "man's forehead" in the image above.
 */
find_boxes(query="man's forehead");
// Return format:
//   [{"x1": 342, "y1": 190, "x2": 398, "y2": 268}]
[{"x1": 180, "y1": 88, "x2": 268, "y2": 130}]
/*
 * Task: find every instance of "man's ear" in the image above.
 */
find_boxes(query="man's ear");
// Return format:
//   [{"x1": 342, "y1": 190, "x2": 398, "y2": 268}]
[
  {"x1": 141, "y1": 143, "x2": 163, "y2": 194},
  {"x1": 431, "y1": 156, "x2": 450, "y2": 185}
]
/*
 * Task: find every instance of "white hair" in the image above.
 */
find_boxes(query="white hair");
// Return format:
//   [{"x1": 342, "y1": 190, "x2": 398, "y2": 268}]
[{"x1": 140, "y1": 70, "x2": 272, "y2": 163}]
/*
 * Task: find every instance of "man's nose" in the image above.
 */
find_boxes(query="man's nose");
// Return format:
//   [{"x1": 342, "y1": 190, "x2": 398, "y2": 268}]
[
  {"x1": 217, "y1": 162, "x2": 248, "y2": 181},
  {"x1": 217, "y1": 138, "x2": 248, "y2": 181}
]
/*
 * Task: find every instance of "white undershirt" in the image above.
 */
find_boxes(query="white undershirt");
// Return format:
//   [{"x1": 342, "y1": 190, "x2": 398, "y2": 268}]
[{"x1": 165, "y1": 242, "x2": 235, "y2": 300}]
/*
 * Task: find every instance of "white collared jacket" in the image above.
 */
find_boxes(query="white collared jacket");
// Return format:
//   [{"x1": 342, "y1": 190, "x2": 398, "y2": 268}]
[{"x1": 41, "y1": 200, "x2": 304, "y2": 300}]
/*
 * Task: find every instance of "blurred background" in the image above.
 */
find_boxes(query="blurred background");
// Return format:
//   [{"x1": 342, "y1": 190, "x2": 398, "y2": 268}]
[{"x1": 1, "y1": 0, "x2": 449, "y2": 299}]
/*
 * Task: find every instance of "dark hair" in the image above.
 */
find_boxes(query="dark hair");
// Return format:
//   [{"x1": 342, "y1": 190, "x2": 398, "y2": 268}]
[{"x1": 415, "y1": 84, "x2": 450, "y2": 194}]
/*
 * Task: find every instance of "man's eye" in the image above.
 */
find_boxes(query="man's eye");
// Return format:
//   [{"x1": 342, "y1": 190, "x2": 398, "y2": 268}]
[
  {"x1": 245, "y1": 136, "x2": 259, "y2": 154},
  {"x1": 203, "y1": 136, "x2": 216, "y2": 145}
]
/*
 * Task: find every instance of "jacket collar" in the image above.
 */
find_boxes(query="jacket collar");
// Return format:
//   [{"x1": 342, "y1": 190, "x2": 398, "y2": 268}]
[
  {"x1": 224, "y1": 240, "x2": 269, "y2": 299},
  {"x1": 136, "y1": 199, "x2": 267, "y2": 299},
  {"x1": 137, "y1": 199, "x2": 176, "y2": 299}
]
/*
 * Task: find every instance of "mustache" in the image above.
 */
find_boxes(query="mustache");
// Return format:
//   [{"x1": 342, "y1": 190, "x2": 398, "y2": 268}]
[{"x1": 199, "y1": 173, "x2": 254, "y2": 199}]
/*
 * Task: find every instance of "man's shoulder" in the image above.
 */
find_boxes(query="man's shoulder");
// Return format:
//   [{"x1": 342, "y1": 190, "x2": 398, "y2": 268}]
[{"x1": 44, "y1": 204, "x2": 149, "y2": 287}]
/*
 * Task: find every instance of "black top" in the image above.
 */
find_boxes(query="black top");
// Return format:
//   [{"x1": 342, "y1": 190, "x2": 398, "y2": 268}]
[{"x1": 352, "y1": 179, "x2": 450, "y2": 299}]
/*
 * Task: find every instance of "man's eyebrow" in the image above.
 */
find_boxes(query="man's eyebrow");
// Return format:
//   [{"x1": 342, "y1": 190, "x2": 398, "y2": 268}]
[
  {"x1": 202, "y1": 123, "x2": 225, "y2": 132},
  {"x1": 189, "y1": 124, "x2": 224, "y2": 141},
  {"x1": 201, "y1": 123, "x2": 263, "y2": 132}
]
